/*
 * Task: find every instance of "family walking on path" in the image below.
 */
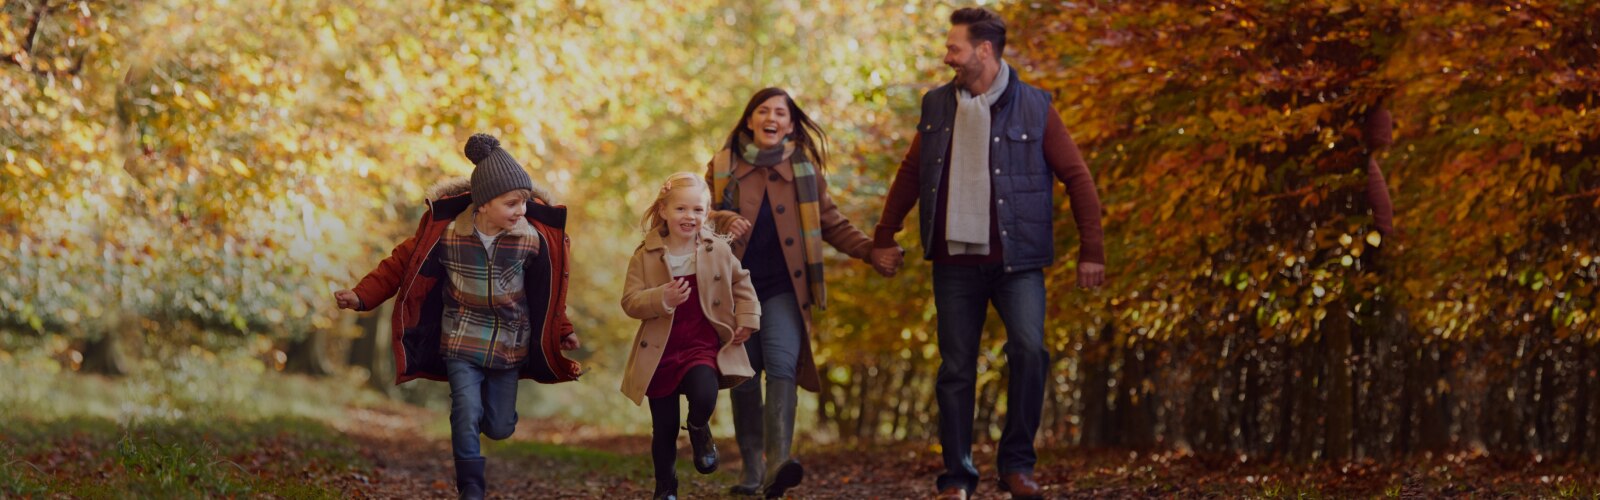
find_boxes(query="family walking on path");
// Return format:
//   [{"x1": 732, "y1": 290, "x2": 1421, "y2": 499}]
[{"x1": 327, "y1": 6, "x2": 1405, "y2": 499}]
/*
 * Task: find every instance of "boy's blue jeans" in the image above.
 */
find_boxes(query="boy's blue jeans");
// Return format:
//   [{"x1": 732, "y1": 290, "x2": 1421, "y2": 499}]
[{"x1": 445, "y1": 359, "x2": 520, "y2": 460}]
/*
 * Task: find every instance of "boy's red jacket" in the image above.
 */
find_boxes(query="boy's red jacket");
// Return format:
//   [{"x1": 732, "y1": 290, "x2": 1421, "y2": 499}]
[{"x1": 352, "y1": 178, "x2": 581, "y2": 384}]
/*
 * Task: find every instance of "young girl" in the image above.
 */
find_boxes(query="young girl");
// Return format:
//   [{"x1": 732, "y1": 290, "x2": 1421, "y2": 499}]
[{"x1": 620, "y1": 172, "x2": 759, "y2": 499}]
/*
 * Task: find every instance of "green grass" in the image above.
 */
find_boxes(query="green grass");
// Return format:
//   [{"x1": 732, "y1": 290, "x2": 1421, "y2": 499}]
[{"x1": 1, "y1": 416, "x2": 364, "y2": 498}]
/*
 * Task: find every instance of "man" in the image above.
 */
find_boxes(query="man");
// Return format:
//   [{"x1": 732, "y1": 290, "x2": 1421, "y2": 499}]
[{"x1": 871, "y1": 7, "x2": 1106, "y2": 500}]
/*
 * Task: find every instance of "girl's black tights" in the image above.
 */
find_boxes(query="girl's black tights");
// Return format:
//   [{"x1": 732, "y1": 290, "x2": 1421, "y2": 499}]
[{"x1": 647, "y1": 365, "x2": 718, "y2": 485}]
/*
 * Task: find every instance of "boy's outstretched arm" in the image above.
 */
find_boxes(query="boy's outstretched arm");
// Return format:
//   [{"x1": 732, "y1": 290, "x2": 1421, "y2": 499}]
[{"x1": 342, "y1": 233, "x2": 422, "y2": 312}]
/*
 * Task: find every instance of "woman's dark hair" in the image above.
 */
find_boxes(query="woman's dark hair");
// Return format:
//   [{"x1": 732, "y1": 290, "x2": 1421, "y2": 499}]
[{"x1": 726, "y1": 87, "x2": 831, "y2": 171}]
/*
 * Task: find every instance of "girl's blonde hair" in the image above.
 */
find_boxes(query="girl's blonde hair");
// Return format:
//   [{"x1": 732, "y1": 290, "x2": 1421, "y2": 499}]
[{"x1": 640, "y1": 172, "x2": 712, "y2": 234}]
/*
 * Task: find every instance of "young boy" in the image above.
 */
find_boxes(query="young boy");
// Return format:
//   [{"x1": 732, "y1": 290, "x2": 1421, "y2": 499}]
[{"x1": 334, "y1": 133, "x2": 582, "y2": 499}]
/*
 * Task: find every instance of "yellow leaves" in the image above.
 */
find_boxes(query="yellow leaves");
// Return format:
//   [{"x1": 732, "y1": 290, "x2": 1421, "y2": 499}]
[
  {"x1": 229, "y1": 158, "x2": 253, "y2": 178},
  {"x1": 1365, "y1": 231, "x2": 1382, "y2": 247},
  {"x1": 193, "y1": 89, "x2": 215, "y2": 110},
  {"x1": 26, "y1": 158, "x2": 47, "y2": 177}
]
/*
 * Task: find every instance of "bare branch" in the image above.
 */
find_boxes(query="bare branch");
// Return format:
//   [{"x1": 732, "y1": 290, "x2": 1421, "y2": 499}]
[{"x1": 22, "y1": 1, "x2": 58, "y2": 54}]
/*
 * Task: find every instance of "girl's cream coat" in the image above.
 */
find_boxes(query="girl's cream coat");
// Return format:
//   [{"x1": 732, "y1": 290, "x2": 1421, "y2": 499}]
[{"x1": 619, "y1": 227, "x2": 759, "y2": 405}]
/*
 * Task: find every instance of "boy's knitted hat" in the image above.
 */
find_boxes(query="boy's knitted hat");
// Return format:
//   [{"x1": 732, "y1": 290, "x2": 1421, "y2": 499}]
[{"x1": 463, "y1": 133, "x2": 534, "y2": 206}]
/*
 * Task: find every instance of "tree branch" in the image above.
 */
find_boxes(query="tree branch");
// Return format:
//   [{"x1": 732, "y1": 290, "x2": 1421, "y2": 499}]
[
  {"x1": 2, "y1": 1, "x2": 80, "y2": 77},
  {"x1": 22, "y1": 1, "x2": 57, "y2": 54}
]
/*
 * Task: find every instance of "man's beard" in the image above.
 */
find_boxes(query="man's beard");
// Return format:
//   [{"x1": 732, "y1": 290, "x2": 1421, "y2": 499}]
[{"x1": 951, "y1": 60, "x2": 983, "y2": 91}]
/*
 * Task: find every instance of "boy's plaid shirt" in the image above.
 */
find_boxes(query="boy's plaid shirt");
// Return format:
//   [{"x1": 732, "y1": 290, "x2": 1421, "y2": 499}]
[{"x1": 438, "y1": 212, "x2": 543, "y2": 369}]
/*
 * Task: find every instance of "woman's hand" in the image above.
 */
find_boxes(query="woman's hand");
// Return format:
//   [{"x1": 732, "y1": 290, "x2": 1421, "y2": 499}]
[
  {"x1": 726, "y1": 217, "x2": 752, "y2": 240},
  {"x1": 732, "y1": 327, "x2": 754, "y2": 345}
]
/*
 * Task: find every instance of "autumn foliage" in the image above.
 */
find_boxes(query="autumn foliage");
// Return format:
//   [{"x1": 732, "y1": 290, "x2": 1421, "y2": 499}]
[{"x1": 3, "y1": 0, "x2": 1596, "y2": 465}]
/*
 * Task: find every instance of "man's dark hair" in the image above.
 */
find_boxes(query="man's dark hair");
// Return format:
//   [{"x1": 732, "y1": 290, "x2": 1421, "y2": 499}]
[{"x1": 950, "y1": 7, "x2": 1006, "y2": 60}]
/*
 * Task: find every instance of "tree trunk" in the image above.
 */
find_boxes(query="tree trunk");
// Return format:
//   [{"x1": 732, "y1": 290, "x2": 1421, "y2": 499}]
[
  {"x1": 347, "y1": 302, "x2": 396, "y2": 395},
  {"x1": 1242, "y1": 342, "x2": 1263, "y2": 456},
  {"x1": 1417, "y1": 343, "x2": 1449, "y2": 450},
  {"x1": 1571, "y1": 341, "x2": 1592, "y2": 460},
  {"x1": 1079, "y1": 347, "x2": 1112, "y2": 447},
  {"x1": 1294, "y1": 343, "x2": 1323, "y2": 462},
  {"x1": 285, "y1": 329, "x2": 334, "y2": 376},
  {"x1": 816, "y1": 361, "x2": 841, "y2": 436},
  {"x1": 1119, "y1": 340, "x2": 1156, "y2": 449},
  {"x1": 1324, "y1": 301, "x2": 1355, "y2": 462},
  {"x1": 1397, "y1": 335, "x2": 1419, "y2": 455},
  {"x1": 80, "y1": 331, "x2": 131, "y2": 376},
  {"x1": 1275, "y1": 338, "x2": 1297, "y2": 459}
]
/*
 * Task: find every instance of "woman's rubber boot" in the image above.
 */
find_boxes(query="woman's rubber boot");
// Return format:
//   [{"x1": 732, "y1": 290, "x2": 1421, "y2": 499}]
[
  {"x1": 729, "y1": 381, "x2": 765, "y2": 495},
  {"x1": 761, "y1": 379, "x2": 804, "y2": 499}
]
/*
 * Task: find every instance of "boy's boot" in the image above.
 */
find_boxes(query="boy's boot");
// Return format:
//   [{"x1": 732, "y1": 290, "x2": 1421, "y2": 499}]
[{"x1": 455, "y1": 457, "x2": 486, "y2": 500}]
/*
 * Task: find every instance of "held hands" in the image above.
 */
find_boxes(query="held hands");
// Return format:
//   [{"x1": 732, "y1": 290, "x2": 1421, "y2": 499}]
[
  {"x1": 333, "y1": 289, "x2": 363, "y2": 310},
  {"x1": 870, "y1": 245, "x2": 904, "y2": 277},
  {"x1": 662, "y1": 277, "x2": 692, "y2": 308},
  {"x1": 732, "y1": 326, "x2": 753, "y2": 345},
  {"x1": 1078, "y1": 262, "x2": 1106, "y2": 289},
  {"x1": 560, "y1": 332, "x2": 581, "y2": 351}
]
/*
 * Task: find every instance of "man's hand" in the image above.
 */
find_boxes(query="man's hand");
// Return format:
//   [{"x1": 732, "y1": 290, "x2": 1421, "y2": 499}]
[
  {"x1": 333, "y1": 289, "x2": 363, "y2": 310},
  {"x1": 1077, "y1": 262, "x2": 1106, "y2": 289},
  {"x1": 560, "y1": 332, "x2": 581, "y2": 351},
  {"x1": 870, "y1": 246, "x2": 904, "y2": 277}
]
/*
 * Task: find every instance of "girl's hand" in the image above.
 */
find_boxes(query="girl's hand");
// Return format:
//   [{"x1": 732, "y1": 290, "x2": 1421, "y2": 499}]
[
  {"x1": 333, "y1": 289, "x2": 363, "y2": 310},
  {"x1": 662, "y1": 278, "x2": 692, "y2": 308},
  {"x1": 732, "y1": 327, "x2": 753, "y2": 345},
  {"x1": 727, "y1": 217, "x2": 752, "y2": 240},
  {"x1": 560, "y1": 332, "x2": 580, "y2": 351}
]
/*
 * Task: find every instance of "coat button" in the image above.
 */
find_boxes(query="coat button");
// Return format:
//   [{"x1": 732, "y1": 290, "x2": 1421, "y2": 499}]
[
  {"x1": 793, "y1": 270, "x2": 802, "y2": 278},
  {"x1": 769, "y1": 173, "x2": 780, "y2": 182},
  {"x1": 706, "y1": 244, "x2": 714, "y2": 252},
  {"x1": 713, "y1": 299, "x2": 722, "y2": 307},
  {"x1": 640, "y1": 341, "x2": 648, "y2": 348},
  {"x1": 1021, "y1": 134, "x2": 1029, "y2": 140},
  {"x1": 993, "y1": 137, "x2": 1000, "y2": 143},
  {"x1": 715, "y1": 273, "x2": 722, "y2": 281},
  {"x1": 775, "y1": 204, "x2": 786, "y2": 214},
  {"x1": 784, "y1": 237, "x2": 794, "y2": 246}
]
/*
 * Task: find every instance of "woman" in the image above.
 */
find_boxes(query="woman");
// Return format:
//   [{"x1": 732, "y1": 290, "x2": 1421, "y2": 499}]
[{"x1": 706, "y1": 87, "x2": 880, "y2": 497}]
